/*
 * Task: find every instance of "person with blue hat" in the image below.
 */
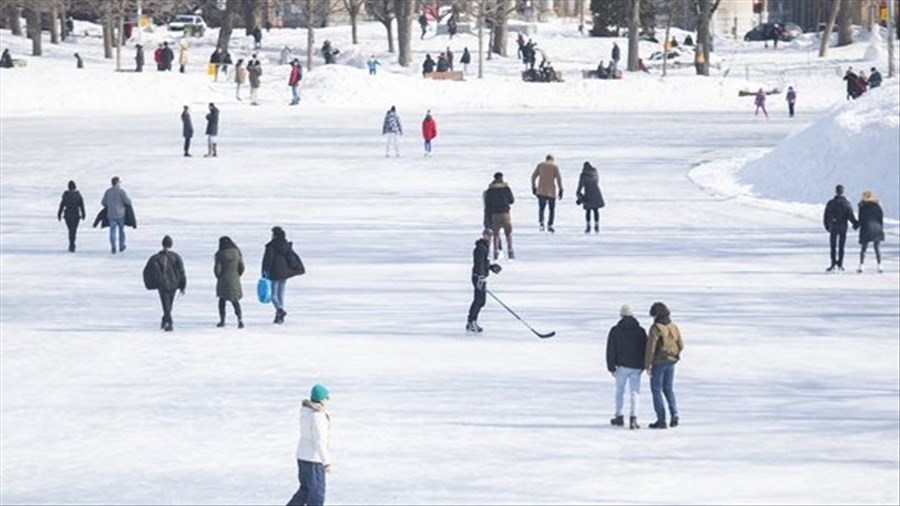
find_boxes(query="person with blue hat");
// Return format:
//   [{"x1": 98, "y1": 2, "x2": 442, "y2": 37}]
[{"x1": 288, "y1": 384, "x2": 331, "y2": 506}]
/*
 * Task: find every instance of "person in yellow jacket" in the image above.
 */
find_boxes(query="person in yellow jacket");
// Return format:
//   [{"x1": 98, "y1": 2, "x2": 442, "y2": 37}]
[
  {"x1": 530, "y1": 154, "x2": 563, "y2": 232},
  {"x1": 644, "y1": 301, "x2": 684, "y2": 429}
]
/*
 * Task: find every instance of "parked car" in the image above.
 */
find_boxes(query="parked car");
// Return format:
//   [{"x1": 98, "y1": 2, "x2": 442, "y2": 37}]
[
  {"x1": 167, "y1": 15, "x2": 206, "y2": 36},
  {"x1": 744, "y1": 22, "x2": 803, "y2": 42}
]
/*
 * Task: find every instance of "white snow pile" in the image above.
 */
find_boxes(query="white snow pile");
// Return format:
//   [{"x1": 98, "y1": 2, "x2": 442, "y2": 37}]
[{"x1": 738, "y1": 79, "x2": 900, "y2": 219}]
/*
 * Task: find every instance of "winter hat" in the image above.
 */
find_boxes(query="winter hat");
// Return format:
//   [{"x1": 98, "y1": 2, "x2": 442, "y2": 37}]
[
  {"x1": 162, "y1": 235, "x2": 173, "y2": 248},
  {"x1": 271, "y1": 226, "x2": 285, "y2": 239},
  {"x1": 310, "y1": 384, "x2": 330, "y2": 403},
  {"x1": 493, "y1": 171, "x2": 503, "y2": 181},
  {"x1": 111, "y1": 176, "x2": 120, "y2": 185},
  {"x1": 619, "y1": 304, "x2": 633, "y2": 317}
]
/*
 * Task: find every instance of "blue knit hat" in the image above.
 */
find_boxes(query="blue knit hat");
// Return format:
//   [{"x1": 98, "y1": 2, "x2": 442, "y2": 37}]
[{"x1": 310, "y1": 384, "x2": 330, "y2": 403}]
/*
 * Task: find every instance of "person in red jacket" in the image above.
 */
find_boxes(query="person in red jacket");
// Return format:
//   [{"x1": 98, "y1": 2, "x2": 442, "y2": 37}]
[
  {"x1": 288, "y1": 59, "x2": 302, "y2": 105},
  {"x1": 421, "y1": 109, "x2": 437, "y2": 157}
]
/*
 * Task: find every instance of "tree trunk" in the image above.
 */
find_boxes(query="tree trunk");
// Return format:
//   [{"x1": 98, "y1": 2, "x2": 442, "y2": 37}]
[
  {"x1": 490, "y1": 0, "x2": 509, "y2": 57},
  {"x1": 102, "y1": 15, "x2": 113, "y2": 58},
  {"x1": 59, "y1": 7, "x2": 67, "y2": 41},
  {"x1": 394, "y1": 0, "x2": 413, "y2": 66},
  {"x1": 11, "y1": 6, "x2": 23, "y2": 36},
  {"x1": 837, "y1": 0, "x2": 853, "y2": 46},
  {"x1": 626, "y1": 0, "x2": 640, "y2": 71},
  {"x1": 350, "y1": 10, "x2": 358, "y2": 44},
  {"x1": 694, "y1": 0, "x2": 710, "y2": 75},
  {"x1": 818, "y1": 0, "x2": 841, "y2": 57},
  {"x1": 307, "y1": 23, "x2": 314, "y2": 70},
  {"x1": 216, "y1": 0, "x2": 241, "y2": 54},
  {"x1": 49, "y1": 6, "x2": 59, "y2": 44},
  {"x1": 25, "y1": 6, "x2": 42, "y2": 56}
]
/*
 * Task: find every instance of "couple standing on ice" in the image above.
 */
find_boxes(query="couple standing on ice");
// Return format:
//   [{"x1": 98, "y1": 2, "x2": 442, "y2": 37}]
[{"x1": 381, "y1": 106, "x2": 437, "y2": 157}]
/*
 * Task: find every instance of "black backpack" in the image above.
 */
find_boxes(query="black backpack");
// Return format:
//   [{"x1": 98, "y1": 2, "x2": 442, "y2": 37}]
[{"x1": 142, "y1": 255, "x2": 162, "y2": 290}]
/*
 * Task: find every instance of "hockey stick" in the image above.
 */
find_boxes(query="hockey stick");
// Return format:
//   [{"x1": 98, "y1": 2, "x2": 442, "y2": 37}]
[{"x1": 485, "y1": 289, "x2": 555, "y2": 339}]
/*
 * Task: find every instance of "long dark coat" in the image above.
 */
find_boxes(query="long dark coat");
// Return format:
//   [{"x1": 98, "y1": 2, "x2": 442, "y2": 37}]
[
  {"x1": 182, "y1": 110, "x2": 193, "y2": 138},
  {"x1": 205, "y1": 106, "x2": 219, "y2": 136},
  {"x1": 58, "y1": 190, "x2": 85, "y2": 223},
  {"x1": 824, "y1": 195, "x2": 857, "y2": 232},
  {"x1": 857, "y1": 200, "x2": 885, "y2": 244},
  {"x1": 262, "y1": 237, "x2": 303, "y2": 281},
  {"x1": 215, "y1": 247, "x2": 244, "y2": 301},
  {"x1": 576, "y1": 167, "x2": 605, "y2": 210}
]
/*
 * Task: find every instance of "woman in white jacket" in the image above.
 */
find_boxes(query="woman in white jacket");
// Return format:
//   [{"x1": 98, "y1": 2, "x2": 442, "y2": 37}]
[{"x1": 287, "y1": 384, "x2": 331, "y2": 506}]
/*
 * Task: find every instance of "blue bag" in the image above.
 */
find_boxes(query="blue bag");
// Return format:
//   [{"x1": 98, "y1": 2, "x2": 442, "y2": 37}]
[{"x1": 257, "y1": 277, "x2": 272, "y2": 304}]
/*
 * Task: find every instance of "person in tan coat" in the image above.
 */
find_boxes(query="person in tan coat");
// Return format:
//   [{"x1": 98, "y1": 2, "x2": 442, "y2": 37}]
[
  {"x1": 644, "y1": 301, "x2": 683, "y2": 429},
  {"x1": 530, "y1": 154, "x2": 563, "y2": 232}
]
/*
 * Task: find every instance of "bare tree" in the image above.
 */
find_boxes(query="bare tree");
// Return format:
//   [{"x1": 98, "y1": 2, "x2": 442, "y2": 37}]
[
  {"x1": 215, "y1": 0, "x2": 241, "y2": 55},
  {"x1": 48, "y1": 1, "x2": 62, "y2": 44},
  {"x1": 626, "y1": 0, "x2": 639, "y2": 71},
  {"x1": 692, "y1": 0, "x2": 720, "y2": 75},
  {"x1": 343, "y1": 0, "x2": 365, "y2": 44},
  {"x1": 290, "y1": 0, "x2": 341, "y2": 70},
  {"x1": 242, "y1": 0, "x2": 261, "y2": 32},
  {"x1": 22, "y1": 0, "x2": 42, "y2": 56},
  {"x1": 837, "y1": 0, "x2": 853, "y2": 46},
  {"x1": 393, "y1": 0, "x2": 414, "y2": 66},
  {"x1": 1, "y1": 1, "x2": 24, "y2": 36},
  {"x1": 818, "y1": 0, "x2": 841, "y2": 57},
  {"x1": 365, "y1": 0, "x2": 396, "y2": 53},
  {"x1": 488, "y1": 0, "x2": 515, "y2": 57}
]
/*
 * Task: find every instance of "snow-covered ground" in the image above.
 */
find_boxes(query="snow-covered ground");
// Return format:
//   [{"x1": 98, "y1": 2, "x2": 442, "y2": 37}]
[{"x1": 1, "y1": 19, "x2": 898, "y2": 505}]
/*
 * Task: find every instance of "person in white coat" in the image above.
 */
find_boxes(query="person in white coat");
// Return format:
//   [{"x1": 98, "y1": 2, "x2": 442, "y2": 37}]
[{"x1": 287, "y1": 384, "x2": 331, "y2": 506}]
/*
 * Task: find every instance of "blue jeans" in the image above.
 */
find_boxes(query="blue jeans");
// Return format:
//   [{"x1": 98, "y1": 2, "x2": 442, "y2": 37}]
[
  {"x1": 271, "y1": 279, "x2": 286, "y2": 311},
  {"x1": 537, "y1": 196, "x2": 556, "y2": 226},
  {"x1": 108, "y1": 217, "x2": 126, "y2": 251},
  {"x1": 287, "y1": 459, "x2": 326, "y2": 506},
  {"x1": 291, "y1": 85, "x2": 300, "y2": 104},
  {"x1": 614, "y1": 366, "x2": 642, "y2": 417},
  {"x1": 424, "y1": 140, "x2": 432, "y2": 153},
  {"x1": 650, "y1": 362, "x2": 677, "y2": 423}
]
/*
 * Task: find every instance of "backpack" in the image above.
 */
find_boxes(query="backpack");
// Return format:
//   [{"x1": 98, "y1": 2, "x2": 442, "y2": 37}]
[
  {"x1": 142, "y1": 255, "x2": 162, "y2": 290},
  {"x1": 654, "y1": 323, "x2": 681, "y2": 363}
]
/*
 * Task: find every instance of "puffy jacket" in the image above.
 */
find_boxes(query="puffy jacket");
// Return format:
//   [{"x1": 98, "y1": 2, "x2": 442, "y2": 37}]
[
  {"x1": 857, "y1": 200, "x2": 884, "y2": 244},
  {"x1": 262, "y1": 237, "x2": 303, "y2": 281},
  {"x1": 205, "y1": 106, "x2": 219, "y2": 136},
  {"x1": 471, "y1": 238, "x2": 491, "y2": 278},
  {"x1": 288, "y1": 65, "x2": 302, "y2": 86},
  {"x1": 484, "y1": 181, "x2": 514, "y2": 214},
  {"x1": 382, "y1": 111, "x2": 402, "y2": 134},
  {"x1": 295, "y1": 400, "x2": 331, "y2": 465},
  {"x1": 606, "y1": 316, "x2": 647, "y2": 372},
  {"x1": 151, "y1": 250, "x2": 186, "y2": 292},
  {"x1": 58, "y1": 190, "x2": 85, "y2": 222},
  {"x1": 422, "y1": 116, "x2": 437, "y2": 141}
]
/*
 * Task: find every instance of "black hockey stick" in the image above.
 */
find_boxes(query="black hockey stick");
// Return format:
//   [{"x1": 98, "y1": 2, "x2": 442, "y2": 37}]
[{"x1": 486, "y1": 289, "x2": 555, "y2": 339}]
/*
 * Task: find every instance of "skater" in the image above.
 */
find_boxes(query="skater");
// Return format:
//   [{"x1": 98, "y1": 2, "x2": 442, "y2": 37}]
[
  {"x1": 484, "y1": 172, "x2": 515, "y2": 260},
  {"x1": 214, "y1": 236, "x2": 245, "y2": 328},
  {"x1": 100, "y1": 176, "x2": 132, "y2": 254},
  {"x1": 248, "y1": 58, "x2": 262, "y2": 105},
  {"x1": 530, "y1": 154, "x2": 563, "y2": 232},
  {"x1": 366, "y1": 55, "x2": 381, "y2": 75},
  {"x1": 645, "y1": 302, "x2": 683, "y2": 429},
  {"x1": 754, "y1": 88, "x2": 768, "y2": 119},
  {"x1": 575, "y1": 161, "x2": 605, "y2": 233},
  {"x1": 234, "y1": 59, "x2": 247, "y2": 101},
  {"x1": 421, "y1": 109, "x2": 437, "y2": 156},
  {"x1": 261, "y1": 226, "x2": 305, "y2": 324},
  {"x1": 286, "y1": 384, "x2": 332, "y2": 506},
  {"x1": 419, "y1": 12, "x2": 429, "y2": 39},
  {"x1": 134, "y1": 44, "x2": 144, "y2": 72},
  {"x1": 74, "y1": 52, "x2": 83, "y2": 68},
  {"x1": 144, "y1": 235, "x2": 186, "y2": 332},
  {"x1": 868, "y1": 67, "x2": 882, "y2": 89},
  {"x1": 251, "y1": 25, "x2": 263, "y2": 50},
  {"x1": 180, "y1": 105, "x2": 193, "y2": 157},
  {"x1": 855, "y1": 190, "x2": 885, "y2": 273},
  {"x1": 460, "y1": 47, "x2": 471, "y2": 74},
  {"x1": 382, "y1": 106, "x2": 402, "y2": 157},
  {"x1": 606, "y1": 304, "x2": 647, "y2": 430},
  {"x1": 466, "y1": 230, "x2": 502, "y2": 333},
  {"x1": 57, "y1": 180, "x2": 86, "y2": 252},
  {"x1": 178, "y1": 42, "x2": 188, "y2": 73},
  {"x1": 204, "y1": 102, "x2": 219, "y2": 157},
  {"x1": 288, "y1": 59, "x2": 302, "y2": 105},
  {"x1": 823, "y1": 184, "x2": 858, "y2": 272},
  {"x1": 785, "y1": 86, "x2": 797, "y2": 118}
]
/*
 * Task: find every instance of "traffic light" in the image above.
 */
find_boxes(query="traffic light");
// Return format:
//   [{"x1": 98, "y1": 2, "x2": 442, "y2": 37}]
[{"x1": 753, "y1": 0, "x2": 765, "y2": 14}]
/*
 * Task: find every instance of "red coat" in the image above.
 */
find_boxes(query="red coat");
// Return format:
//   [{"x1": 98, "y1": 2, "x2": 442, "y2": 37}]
[
  {"x1": 422, "y1": 116, "x2": 437, "y2": 141},
  {"x1": 288, "y1": 65, "x2": 302, "y2": 86},
  {"x1": 154, "y1": 47, "x2": 163, "y2": 64}
]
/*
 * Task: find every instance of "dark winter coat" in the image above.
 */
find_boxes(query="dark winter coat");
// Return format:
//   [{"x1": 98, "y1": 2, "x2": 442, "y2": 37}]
[
  {"x1": 262, "y1": 237, "x2": 304, "y2": 281},
  {"x1": 611, "y1": 44, "x2": 620, "y2": 62},
  {"x1": 857, "y1": 200, "x2": 885, "y2": 244},
  {"x1": 471, "y1": 238, "x2": 491, "y2": 278},
  {"x1": 606, "y1": 316, "x2": 647, "y2": 372},
  {"x1": 205, "y1": 106, "x2": 219, "y2": 136},
  {"x1": 844, "y1": 71, "x2": 859, "y2": 97},
  {"x1": 209, "y1": 50, "x2": 222, "y2": 64},
  {"x1": 422, "y1": 56, "x2": 436, "y2": 74},
  {"x1": 93, "y1": 205, "x2": 137, "y2": 228},
  {"x1": 248, "y1": 63, "x2": 262, "y2": 88},
  {"x1": 149, "y1": 249, "x2": 187, "y2": 292},
  {"x1": 162, "y1": 46, "x2": 174, "y2": 69},
  {"x1": 215, "y1": 247, "x2": 245, "y2": 301},
  {"x1": 58, "y1": 189, "x2": 85, "y2": 223},
  {"x1": 135, "y1": 47, "x2": 144, "y2": 67},
  {"x1": 460, "y1": 49, "x2": 471, "y2": 65},
  {"x1": 823, "y1": 195, "x2": 858, "y2": 233},
  {"x1": 484, "y1": 181, "x2": 514, "y2": 214},
  {"x1": 576, "y1": 167, "x2": 605, "y2": 210},
  {"x1": 868, "y1": 70, "x2": 882, "y2": 89},
  {"x1": 181, "y1": 110, "x2": 193, "y2": 138}
]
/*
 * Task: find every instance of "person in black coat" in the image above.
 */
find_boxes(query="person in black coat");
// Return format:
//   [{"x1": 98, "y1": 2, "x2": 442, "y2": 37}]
[
  {"x1": 606, "y1": 305, "x2": 647, "y2": 429},
  {"x1": 262, "y1": 226, "x2": 304, "y2": 324},
  {"x1": 855, "y1": 190, "x2": 885, "y2": 273},
  {"x1": 843, "y1": 67, "x2": 859, "y2": 100},
  {"x1": 146, "y1": 235, "x2": 186, "y2": 332},
  {"x1": 161, "y1": 42, "x2": 174, "y2": 71},
  {"x1": 422, "y1": 54, "x2": 436, "y2": 76},
  {"x1": 135, "y1": 44, "x2": 144, "y2": 72},
  {"x1": 466, "y1": 231, "x2": 502, "y2": 333},
  {"x1": 823, "y1": 184, "x2": 858, "y2": 272},
  {"x1": 484, "y1": 172, "x2": 515, "y2": 260},
  {"x1": 204, "y1": 102, "x2": 219, "y2": 157},
  {"x1": 576, "y1": 161, "x2": 605, "y2": 233},
  {"x1": 181, "y1": 105, "x2": 193, "y2": 157},
  {"x1": 57, "y1": 180, "x2": 86, "y2": 252}
]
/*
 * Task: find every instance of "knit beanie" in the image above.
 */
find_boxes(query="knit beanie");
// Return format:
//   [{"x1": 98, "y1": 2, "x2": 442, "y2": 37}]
[
  {"x1": 619, "y1": 304, "x2": 633, "y2": 317},
  {"x1": 310, "y1": 383, "x2": 330, "y2": 403}
]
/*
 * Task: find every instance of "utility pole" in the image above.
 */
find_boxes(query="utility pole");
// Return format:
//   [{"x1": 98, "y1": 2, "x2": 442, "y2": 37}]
[
  {"x1": 137, "y1": 0, "x2": 143, "y2": 46},
  {"x1": 478, "y1": 0, "x2": 484, "y2": 79},
  {"x1": 889, "y1": 0, "x2": 896, "y2": 77}
]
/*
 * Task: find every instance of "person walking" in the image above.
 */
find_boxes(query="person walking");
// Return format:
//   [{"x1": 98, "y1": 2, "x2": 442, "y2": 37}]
[
  {"x1": 606, "y1": 304, "x2": 647, "y2": 430},
  {"x1": 181, "y1": 105, "x2": 193, "y2": 157},
  {"x1": 843, "y1": 67, "x2": 859, "y2": 100},
  {"x1": 366, "y1": 55, "x2": 380, "y2": 75},
  {"x1": 754, "y1": 88, "x2": 768, "y2": 119},
  {"x1": 214, "y1": 236, "x2": 245, "y2": 328},
  {"x1": 100, "y1": 176, "x2": 132, "y2": 254},
  {"x1": 530, "y1": 154, "x2": 563, "y2": 232},
  {"x1": 234, "y1": 59, "x2": 247, "y2": 101},
  {"x1": 287, "y1": 384, "x2": 332, "y2": 506},
  {"x1": 74, "y1": 52, "x2": 83, "y2": 69},
  {"x1": 178, "y1": 42, "x2": 188, "y2": 73},
  {"x1": 610, "y1": 42, "x2": 621, "y2": 74},
  {"x1": 460, "y1": 47, "x2": 471, "y2": 74},
  {"x1": 418, "y1": 12, "x2": 429, "y2": 39},
  {"x1": 262, "y1": 226, "x2": 305, "y2": 324},
  {"x1": 135, "y1": 44, "x2": 144, "y2": 72},
  {"x1": 575, "y1": 161, "x2": 605, "y2": 233},
  {"x1": 421, "y1": 109, "x2": 437, "y2": 156},
  {"x1": 823, "y1": 184, "x2": 858, "y2": 272},
  {"x1": 204, "y1": 102, "x2": 219, "y2": 157},
  {"x1": 248, "y1": 58, "x2": 262, "y2": 106},
  {"x1": 466, "y1": 230, "x2": 502, "y2": 333},
  {"x1": 144, "y1": 235, "x2": 186, "y2": 332},
  {"x1": 57, "y1": 180, "x2": 86, "y2": 252},
  {"x1": 785, "y1": 86, "x2": 797, "y2": 118},
  {"x1": 288, "y1": 59, "x2": 303, "y2": 105},
  {"x1": 645, "y1": 301, "x2": 683, "y2": 429},
  {"x1": 382, "y1": 106, "x2": 403, "y2": 157},
  {"x1": 855, "y1": 190, "x2": 885, "y2": 273},
  {"x1": 209, "y1": 47, "x2": 223, "y2": 81},
  {"x1": 484, "y1": 172, "x2": 515, "y2": 260}
]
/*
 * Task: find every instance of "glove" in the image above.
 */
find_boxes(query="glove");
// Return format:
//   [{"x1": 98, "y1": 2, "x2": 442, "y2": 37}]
[
  {"x1": 576, "y1": 195, "x2": 583, "y2": 205},
  {"x1": 475, "y1": 276, "x2": 486, "y2": 290},
  {"x1": 558, "y1": 189, "x2": 564, "y2": 200},
  {"x1": 852, "y1": 223, "x2": 859, "y2": 230},
  {"x1": 532, "y1": 186, "x2": 537, "y2": 196},
  {"x1": 489, "y1": 264, "x2": 502, "y2": 274},
  {"x1": 57, "y1": 216, "x2": 62, "y2": 221},
  {"x1": 179, "y1": 288, "x2": 186, "y2": 296}
]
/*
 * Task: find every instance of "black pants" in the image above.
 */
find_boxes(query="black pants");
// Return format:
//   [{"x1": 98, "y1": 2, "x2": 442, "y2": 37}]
[
  {"x1": 158, "y1": 289, "x2": 176, "y2": 326},
  {"x1": 538, "y1": 196, "x2": 556, "y2": 226},
  {"x1": 467, "y1": 276, "x2": 486, "y2": 323},
  {"x1": 788, "y1": 103, "x2": 795, "y2": 117},
  {"x1": 218, "y1": 298, "x2": 243, "y2": 321},
  {"x1": 65, "y1": 217, "x2": 79, "y2": 250},
  {"x1": 584, "y1": 208, "x2": 599, "y2": 224},
  {"x1": 860, "y1": 241, "x2": 882, "y2": 264},
  {"x1": 829, "y1": 230, "x2": 847, "y2": 267},
  {"x1": 184, "y1": 137, "x2": 191, "y2": 155}
]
